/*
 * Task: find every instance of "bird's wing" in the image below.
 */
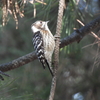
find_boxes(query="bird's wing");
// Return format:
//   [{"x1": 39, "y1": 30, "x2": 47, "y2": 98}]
[
  {"x1": 32, "y1": 31, "x2": 46, "y2": 69},
  {"x1": 33, "y1": 31, "x2": 54, "y2": 76}
]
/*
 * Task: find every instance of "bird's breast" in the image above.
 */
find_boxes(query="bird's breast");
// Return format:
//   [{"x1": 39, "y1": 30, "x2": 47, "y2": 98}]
[{"x1": 41, "y1": 30, "x2": 55, "y2": 52}]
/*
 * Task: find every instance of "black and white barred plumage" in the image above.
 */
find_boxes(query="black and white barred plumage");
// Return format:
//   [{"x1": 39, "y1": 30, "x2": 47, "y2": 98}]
[
  {"x1": 32, "y1": 31, "x2": 45, "y2": 68},
  {"x1": 31, "y1": 21, "x2": 55, "y2": 76}
]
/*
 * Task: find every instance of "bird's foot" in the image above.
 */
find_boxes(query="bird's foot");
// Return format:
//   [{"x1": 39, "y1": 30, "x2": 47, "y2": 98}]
[{"x1": 54, "y1": 34, "x2": 60, "y2": 39}]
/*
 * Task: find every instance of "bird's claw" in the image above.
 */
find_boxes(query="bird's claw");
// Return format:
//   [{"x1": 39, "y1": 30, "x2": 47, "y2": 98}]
[{"x1": 54, "y1": 34, "x2": 60, "y2": 38}]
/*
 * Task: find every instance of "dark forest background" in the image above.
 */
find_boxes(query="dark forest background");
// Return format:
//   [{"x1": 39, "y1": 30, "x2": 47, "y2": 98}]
[{"x1": 0, "y1": 0, "x2": 100, "y2": 100}]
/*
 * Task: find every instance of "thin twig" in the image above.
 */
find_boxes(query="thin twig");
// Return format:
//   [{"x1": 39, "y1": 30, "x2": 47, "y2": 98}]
[
  {"x1": 82, "y1": 41, "x2": 100, "y2": 49},
  {"x1": 35, "y1": 0, "x2": 46, "y2": 5}
]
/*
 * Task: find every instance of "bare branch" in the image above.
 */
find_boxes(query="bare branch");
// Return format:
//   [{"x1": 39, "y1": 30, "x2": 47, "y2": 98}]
[
  {"x1": 0, "y1": 52, "x2": 37, "y2": 72},
  {"x1": 77, "y1": 19, "x2": 100, "y2": 40},
  {"x1": 60, "y1": 16, "x2": 100, "y2": 48}
]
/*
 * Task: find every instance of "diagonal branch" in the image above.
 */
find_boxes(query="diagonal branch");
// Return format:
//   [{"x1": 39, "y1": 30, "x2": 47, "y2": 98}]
[
  {"x1": 0, "y1": 52, "x2": 37, "y2": 72},
  {"x1": 0, "y1": 16, "x2": 100, "y2": 72},
  {"x1": 77, "y1": 19, "x2": 100, "y2": 40},
  {"x1": 60, "y1": 16, "x2": 100, "y2": 48}
]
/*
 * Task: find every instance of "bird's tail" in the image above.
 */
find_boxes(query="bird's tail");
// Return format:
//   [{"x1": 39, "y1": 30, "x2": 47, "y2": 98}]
[
  {"x1": 39, "y1": 59, "x2": 46, "y2": 69},
  {"x1": 45, "y1": 59, "x2": 54, "y2": 76}
]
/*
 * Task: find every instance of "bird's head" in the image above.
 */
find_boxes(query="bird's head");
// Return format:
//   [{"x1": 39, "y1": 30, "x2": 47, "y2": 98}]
[{"x1": 31, "y1": 20, "x2": 49, "y2": 33}]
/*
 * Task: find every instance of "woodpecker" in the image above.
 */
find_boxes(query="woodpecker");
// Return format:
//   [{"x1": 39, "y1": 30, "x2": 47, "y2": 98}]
[{"x1": 31, "y1": 20, "x2": 55, "y2": 76}]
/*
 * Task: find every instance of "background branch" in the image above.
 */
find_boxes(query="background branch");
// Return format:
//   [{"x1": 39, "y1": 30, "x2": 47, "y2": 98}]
[{"x1": 0, "y1": 16, "x2": 100, "y2": 72}]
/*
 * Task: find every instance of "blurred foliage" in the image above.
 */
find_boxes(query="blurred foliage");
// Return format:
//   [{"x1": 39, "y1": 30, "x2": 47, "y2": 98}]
[{"x1": 0, "y1": 0, "x2": 100, "y2": 100}]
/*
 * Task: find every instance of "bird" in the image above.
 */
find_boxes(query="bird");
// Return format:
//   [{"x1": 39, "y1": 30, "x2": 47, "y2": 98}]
[{"x1": 31, "y1": 20, "x2": 55, "y2": 76}]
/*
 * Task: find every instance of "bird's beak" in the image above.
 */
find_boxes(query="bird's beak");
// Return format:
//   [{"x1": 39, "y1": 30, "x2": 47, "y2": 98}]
[
  {"x1": 44, "y1": 21, "x2": 49, "y2": 28},
  {"x1": 46, "y1": 21, "x2": 49, "y2": 23}
]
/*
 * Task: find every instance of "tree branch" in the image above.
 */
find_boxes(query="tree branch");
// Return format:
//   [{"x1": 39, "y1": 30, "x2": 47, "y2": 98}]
[
  {"x1": 0, "y1": 16, "x2": 100, "y2": 72},
  {"x1": 0, "y1": 52, "x2": 37, "y2": 72},
  {"x1": 60, "y1": 16, "x2": 100, "y2": 48}
]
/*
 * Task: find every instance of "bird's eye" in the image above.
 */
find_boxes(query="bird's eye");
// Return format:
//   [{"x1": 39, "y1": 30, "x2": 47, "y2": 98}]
[{"x1": 40, "y1": 21, "x2": 42, "y2": 23}]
